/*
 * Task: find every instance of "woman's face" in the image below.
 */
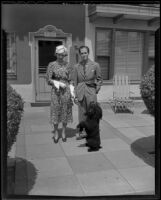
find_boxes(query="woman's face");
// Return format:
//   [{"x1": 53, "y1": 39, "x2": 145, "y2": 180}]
[{"x1": 56, "y1": 53, "x2": 65, "y2": 61}]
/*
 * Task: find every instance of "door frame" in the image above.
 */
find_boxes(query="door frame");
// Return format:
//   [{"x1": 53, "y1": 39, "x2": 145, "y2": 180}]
[{"x1": 29, "y1": 25, "x2": 72, "y2": 102}]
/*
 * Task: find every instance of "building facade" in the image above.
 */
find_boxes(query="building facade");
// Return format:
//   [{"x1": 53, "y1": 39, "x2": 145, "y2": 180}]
[{"x1": 2, "y1": 4, "x2": 160, "y2": 103}]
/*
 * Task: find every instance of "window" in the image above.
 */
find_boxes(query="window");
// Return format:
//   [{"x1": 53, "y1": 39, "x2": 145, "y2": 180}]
[
  {"x1": 115, "y1": 31, "x2": 143, "y2": 81},
  {"x1": 7, "y1": 32, "x2": 17, "y2": 79},
  {"x1": 38, "y1": 40, "x2": 62, "y2": 74},
  {"x1": 96, "y1": 29, "x2": 112, "y2": 80}
]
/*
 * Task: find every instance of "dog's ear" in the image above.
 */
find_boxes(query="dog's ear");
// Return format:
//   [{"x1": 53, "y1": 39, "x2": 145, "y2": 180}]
[
  {"x1": 88, "y1": 108, "x2": 95, "y2": 117},
  {"x1": 95, "y1": 104, "x2": 102, "y2": 120},
  {"x1": 86, "y1": 106, "x2": 95, "y2": 118}
]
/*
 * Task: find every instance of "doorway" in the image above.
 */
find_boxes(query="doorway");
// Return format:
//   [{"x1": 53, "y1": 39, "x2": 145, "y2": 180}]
[
  {"x1": 29, "y1": 25, "x2": 72, "y2": 102},
  {"x1": 36, "y1": 39, "x2": 64, "y2": 101}
]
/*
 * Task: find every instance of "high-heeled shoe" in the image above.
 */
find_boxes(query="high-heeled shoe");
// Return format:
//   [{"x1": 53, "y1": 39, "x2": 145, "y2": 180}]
[
  {"x1": 62, "y1": 137, "x2": 67, "y2": 142},
  {"x1": 52, "y1": 134, "x2": 59, "y2": 143},
  {"x1": 62, "y1": 134, "x2": 67, "y2": 142}
]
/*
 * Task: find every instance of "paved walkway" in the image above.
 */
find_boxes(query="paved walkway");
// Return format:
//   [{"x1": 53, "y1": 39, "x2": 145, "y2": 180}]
[{"x1": 13, "y1": 102, "x2": 155, "y2": 196}]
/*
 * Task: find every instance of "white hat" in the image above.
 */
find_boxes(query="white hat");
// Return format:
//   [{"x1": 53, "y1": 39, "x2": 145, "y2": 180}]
[{"x1": 55, "y1": 45, "x2": 67, "y2": 55}]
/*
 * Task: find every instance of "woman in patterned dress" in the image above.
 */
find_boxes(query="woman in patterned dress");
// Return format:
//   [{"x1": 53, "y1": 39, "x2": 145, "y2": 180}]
[{"x1": 46, "y1": 45, "x2": 73, "y2": 143}]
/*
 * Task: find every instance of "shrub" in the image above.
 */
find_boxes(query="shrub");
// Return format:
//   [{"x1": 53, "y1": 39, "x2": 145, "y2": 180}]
[
  {"x1": 7, "y1": 84, "x2": 24, "y2": 154},
  {"x1": 140, "y1": 65, "x2": 155, "y2": 116}
]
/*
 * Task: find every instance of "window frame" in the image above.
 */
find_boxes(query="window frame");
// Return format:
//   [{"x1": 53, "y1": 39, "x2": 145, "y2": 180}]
[
  {"x1": 7, "y1": 32, "x2": 17, "y2": 80},
  {"x1": 148, "y1": 32, "x2": 155, "y2": 71},
  {"x1": 95, "y1": 27, "x2": 147, "y2": 84}
]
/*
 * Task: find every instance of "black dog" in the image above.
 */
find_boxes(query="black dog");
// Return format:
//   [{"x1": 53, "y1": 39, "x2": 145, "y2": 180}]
[{"x1": 77, "y1": 101, "x2": 103, "y2": 152}]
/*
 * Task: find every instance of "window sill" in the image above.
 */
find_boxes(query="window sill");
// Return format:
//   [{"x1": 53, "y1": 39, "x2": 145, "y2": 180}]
[
  {"x1": 102, "y1": 80, "x2": 141, "y2": 85},
  {"x1": 102, "y1": 80, "x2": 113, "y2": 85}
]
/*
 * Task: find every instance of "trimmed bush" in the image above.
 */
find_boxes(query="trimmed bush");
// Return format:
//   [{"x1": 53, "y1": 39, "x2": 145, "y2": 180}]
[
  {"x1": 7, "y1": 84, "x2": 24, "y2": 154},
  {"x1": 140, "y1": 65, "x2": 155, "y2": 116}
]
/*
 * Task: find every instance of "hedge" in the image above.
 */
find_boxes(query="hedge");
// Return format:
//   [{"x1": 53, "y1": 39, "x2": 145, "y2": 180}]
[
  {"x1": 7, "y1": 84, "x2": 24, "y2": 154},
  {"x1": 140, "y1": 65, "x2": 155, "y2": 116}
]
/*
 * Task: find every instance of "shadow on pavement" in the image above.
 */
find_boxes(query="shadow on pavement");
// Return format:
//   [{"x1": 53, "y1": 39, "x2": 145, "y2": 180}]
[
  {"x1": 141, "y1": 109, "x2": 150, "y2": 114},
  {"x1": 111, "y1": 106, "x2": 133, "y2": 114},
  {"x1": 7, "y1": 157, "x2": 38, "y2": 195},
  {"x1": 78, "y1": 143, "x2": 86, "y2": 147},
  {"x1": 100, "y1": 103, "x2": 133, "y2": 113},
  {"x1": 7, "y1": 157, "x2": 16, "y2": 195},
  {"x1": 131, "y1": 136, "x2": 155, "y2": 168},
  {"x1": 141, "y1": 109, "x2": 154, "y2": 117},
  {"x1": 58, "y1": 127, "x2": 76, "y2": 138}
]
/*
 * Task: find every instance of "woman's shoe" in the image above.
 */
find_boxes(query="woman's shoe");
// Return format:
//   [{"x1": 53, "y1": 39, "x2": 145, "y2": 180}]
[
  {"x1": 62, "y1": 133, "x2": 67, "y2": 142},
  {"x1": 62, "y1": 129, "x2": 67, "y2": 142},
  {"x1": 52, "y1": 134, "x2": 59, "y2": 143},
  {"x1": 62, "y1": 137, "x2": 67, "y2": 142}
]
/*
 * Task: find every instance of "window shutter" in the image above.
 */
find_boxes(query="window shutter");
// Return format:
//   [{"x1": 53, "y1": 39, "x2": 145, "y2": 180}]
[
  {"x1": 96, "y1": 29, "x2": 111, "y2": 80},
  {"x1": 96, "y1": 30, "x2": 111, "y2": 56},
  {"x1": 115, "y1": 31, "x2": 127, "y2": 75},
  {"x1": 97, "y1": 57, "x2": 109, "y2": 80},
  {"x1": 115, "y1": 31, "x2": 143, "y2": 81},
  {"x1": 127, "y1": 32, "x2": 143, "y2": 80}
]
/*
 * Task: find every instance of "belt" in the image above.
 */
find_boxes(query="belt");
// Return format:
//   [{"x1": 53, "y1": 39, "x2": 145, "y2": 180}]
[{"x1": 78, "y1": 81, "x2": 96, "y2": 88}]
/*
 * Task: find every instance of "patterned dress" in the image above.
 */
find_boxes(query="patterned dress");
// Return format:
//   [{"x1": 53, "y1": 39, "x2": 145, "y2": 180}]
[{"x1": 46, "y1": 61, "x2": 73, "y2": 125}]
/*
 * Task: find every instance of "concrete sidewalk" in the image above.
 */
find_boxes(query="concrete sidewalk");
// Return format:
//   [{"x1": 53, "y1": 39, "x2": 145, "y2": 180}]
[{"x1": 13, "y1": 102, "x2": 155, "y2": 196}]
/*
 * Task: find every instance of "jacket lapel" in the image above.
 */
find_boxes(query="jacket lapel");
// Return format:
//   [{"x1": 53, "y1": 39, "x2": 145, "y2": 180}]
[
  {"x1": 85, "y1": 59, "x2": 94, "y2": 77},
  {"x1": 78, "y1": 63, "x2": 85, "y2": 78}
]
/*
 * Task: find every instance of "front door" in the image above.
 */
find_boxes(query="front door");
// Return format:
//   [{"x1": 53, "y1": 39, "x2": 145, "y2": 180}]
[{"x1": 35, "y1": 38, "x2": 65, "y2": 101}]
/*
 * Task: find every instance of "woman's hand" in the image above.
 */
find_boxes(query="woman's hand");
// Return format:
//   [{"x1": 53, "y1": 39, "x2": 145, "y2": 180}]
[
  {"x1": 59, "y1": 82, "x2": 66, "y2": 88},
  {"x1": 69, "y1": 84, "x2": 75, "y2": 98},
  {"x1": 51, "y1": 80, "x2": 60, "y2": 90},
  {"x1": 74, "y1": 97, "x2": 79, "y2": 105},
  {"x1": 96, "y1": 85, "x2": 100, "y2": 94}
]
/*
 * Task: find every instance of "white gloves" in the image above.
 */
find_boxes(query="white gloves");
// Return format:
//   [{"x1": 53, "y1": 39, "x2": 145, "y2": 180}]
[
  {"x1": 69, "y1": 84, "x2": 75, "y2": 98},
  {"x1": 51, "y1": 80, "x2": 75, "y2": 98},
  {"x1": 59, "y1": 81, "x2": 66, "y2": 88},
  {"x1": 51, "y1": 80, "x2": 66, "y2": 90}
]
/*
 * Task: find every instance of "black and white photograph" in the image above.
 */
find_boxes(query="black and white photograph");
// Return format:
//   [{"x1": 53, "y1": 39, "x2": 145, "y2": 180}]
[{"x1": 1, "y1": 2, "x2": 160, "y2": 199}]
